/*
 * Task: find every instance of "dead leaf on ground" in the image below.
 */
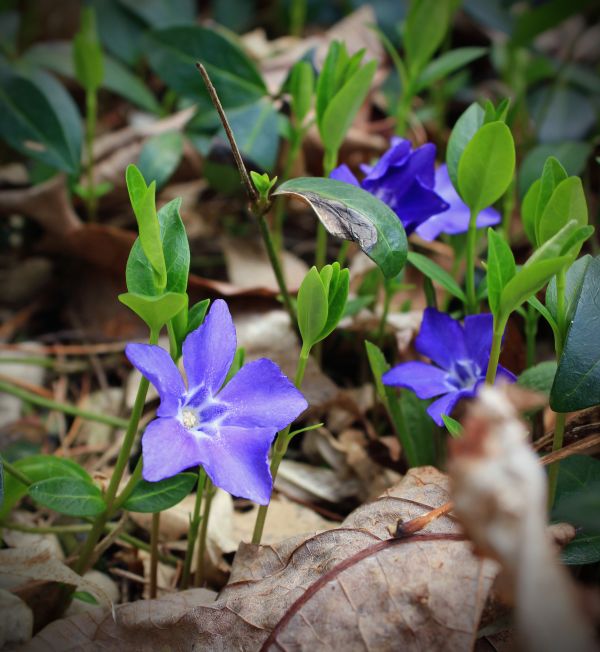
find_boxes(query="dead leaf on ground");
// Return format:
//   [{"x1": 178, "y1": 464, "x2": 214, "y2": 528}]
[
  {"x1": 0, "y1": 588, "x2": 33, "y2": 648},
  {"x1": 28, "y1": 467, "x2": 498, "y2": 651}
]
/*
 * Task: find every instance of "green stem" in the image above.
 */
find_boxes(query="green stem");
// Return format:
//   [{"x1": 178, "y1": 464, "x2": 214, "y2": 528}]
[
  {"x1": 180, "y1": 468, "x2": 206, "y2": 590},
  {"x1": 524, "y1": 304, "x2": 539, "y2": 369},
  {"x1": 395, "y1": 90, "x2": 413, "y2": 137},
  {"x1": 485, "y1": 321, "x2": 505, "y2": 385},
  {"x1": 0, "y1": 380, "x2": 129, "y2": 429},
  {"x1": 376, "y1": 282, "x2": 393, "y2": 346},
  {"x1": 85, "y1": 88, "x2": 98, "y2": 221},
  {"x1": 113, "y1": 457, "x2": 142, "y2": 511},
  {"x1": 74, "y1": 329, "x2": 158, "y2": 575},
  {"x1": 315, "y1": 150, "x2": 338, "y2": 268},
  {"x1": 337, "y1": 240, "x2": 350, "y2": 267},
  {"x1": 149, "y1": 512, "x2": 159, "y2": 598},
  {"x1": 547, "y1": 269, "x2": 567, "y2": 508},
  {"x1": 1, "y1": 455, "x2": 33, "y2": 486},
  {"x1": 194, "y1": 479, "x2": 215, "y2": 587},
  {"x1": 465, "y1": 207, "x2": 480, "y2": 314},
  {"x1": 289, "y1": 0, "x2": 306, "y2": 36},
  {"x1": 251, "y1": 346, "x2": 309, "y2": 544},
  {"x1": 273, "y1": 133, "x2": 302, "y2": 254}
]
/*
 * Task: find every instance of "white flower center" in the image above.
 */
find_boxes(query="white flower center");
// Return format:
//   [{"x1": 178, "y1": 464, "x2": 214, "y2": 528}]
[{"x1": 181, "y1": 408, "x2": 199, "y2": 429}]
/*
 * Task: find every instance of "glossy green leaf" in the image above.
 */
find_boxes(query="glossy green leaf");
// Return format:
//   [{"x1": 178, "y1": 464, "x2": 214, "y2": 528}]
[
  {"x1": 297, "y1": 267, "x2": 328, "y2": 349},
  {"x1": 446, "y1": 102, "x2": 484, "y2": 191},
  {"x1": 415, "y1": 47, "x2": 487, "y2": 92},
  {"x1": 527, "y1": 295, "x2": 559, "y2": 340},
  {"x1": 274, "y1": 177, "x2": 407, "y2": 278},
  {"x1": 517, "y1": 361, "x2": 557, "y2": 395},
  {"x1": 289, "y1": 60, "x2": 314, "y2": 124},
  {"x1": 29, "y1": 477, "x2": 105, "y2": 517},
  {"x1": 320, "y1": 266, "x2": 349, "y2": 342},
  {"x1": 402, "y1": 0, "x2": 453, "y2": 76},
  {"x1": 486, "y1": 228, "x2": 516, "y2": 316},
  {"x1": 458, "y1": 121, "x2": 515, "y2": 214},
  {"x1": 119, "y1": 292, "x2": 188, "y2": 332},
  {"x1": 138, "y1": 131, "x2": 184, "y2": 190},
  {"x1": 320, "y1": 59, "x2": 376, "y2": 158},
  {"x1": 123, "y1": 473, "x2": 197, "y2": 513},
  {"x1": 145, "y1": 26, "x2": 266, "y2": 111},
  {"x1": 73, "y1": 7, "x2": 104, "y2": 91},
  {"x1": 0, "y1": 455, "x2": 90, "y2": 519},
  {"x1": 0, "y1": 69, "x2": 81, "y2": 173},
  {"x1": 316, "y1": 41, "x2": 345, "y2": 126},
  {"x1": 126, "y1": 197, "x2": 190, "y2": 297},
  {"x1": 552, "y1": 455, "x2": 600, "y2": 565},
  {"x1": 551, "y1": 256, "x2": 600, "y2": 412},
  {"x1": 407, "y1": 251, "x2": 466, "y2": 302},
  {"x1": 533, "y1": 157, "x2": 568, "y2": 244},
  {"x1": 521, "y1": 179, "x2": 540, "y2": 246},
  {"x1": 527, "y1": 219, "x2": 580, "y2": 266},
  {"x1": 537, "y1": 176, "x2": 588, "y2": 246},
  {"x1": 546, "y1": 254, "x2": 591, "y2": 326},
  {"x1": 499, "y1": 256, "x2": 570, "y2": 321},
  {"x1": 187, "y1": 299, "x2": 210, "y2": 335}
]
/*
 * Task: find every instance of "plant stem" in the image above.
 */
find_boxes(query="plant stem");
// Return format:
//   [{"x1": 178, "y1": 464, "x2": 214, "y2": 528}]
[
  {"x1": 315, "y1": 150, "x2": 338, "y2": 268},
  {"x1": 74, "y1": 329, "x2": 158, "y2": 575},
  {"x1": 376, "y1": 282, "x2": 393, "y2": 347},
  {"x1": 395, "y1": 90, "x2": 413, "y2": 137},
  {"x1": 337, "y1": 240, "x2": 350, "y2": 267},
  {"x1": 194, "y1": 478, "x2": 215, "y2": 587},
  {"x1": 273, "y1": 133, "x2": 302, "y2": 253},
  {"x1": 524, "y1": 304, "x2": 539, "y2": 368},
  {"x1": 485, "y1": 321, "x2": 505, "y2": 385},
  {"x1": 289, "y1": 0, "x2": 306, "y2": 36},
  {"x1": 113, "y1": 457, "x2": 142, "y2": 511},
  {"x1": 1, "y1": 455, "x2": 33, "y2": 486},
  {"x1": 181, "y1": 468, "x2": 206, "y2": 590},
  {"x1": 149, "y1": 512, "x2": 159, "y2": 598},
  {"x1": 85, "y1": 89, "x2": 98, "y2": 221},
  {"x1": 465, "y1": 207, "x2": 479, "y2": 314},
  {"x1": 251, "y1": 346, "x2": 309, "y2": 544},
  {"x1": 547, "y1": 269, "x2": 567, "y2": 508},
  {"x1": 0, "y1": 380, "x2": 129, "y2": 429}
]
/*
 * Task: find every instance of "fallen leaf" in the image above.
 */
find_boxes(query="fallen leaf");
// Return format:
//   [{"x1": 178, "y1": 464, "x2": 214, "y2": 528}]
[
  {"x1": 28, "y1": 467, "x2": 498, "y2": 651},
  {"x1": 0, "y1": 588, "x2": 33, "y2": 648}
]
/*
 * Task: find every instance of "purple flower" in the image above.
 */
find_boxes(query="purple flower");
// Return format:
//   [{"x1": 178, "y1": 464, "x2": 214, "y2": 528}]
[
  {"x1": 382, "y1": 308, "x2": 515, "y2": 426},
  {"x1": 330, "y1": 137, "x2": 449, "y2": 234},
  {"x1": 125, "y1": 300, "x2": 308, "y2": 505},
  {"x1": 414, "y1": 164, "x2": 501, "y2": 241}
]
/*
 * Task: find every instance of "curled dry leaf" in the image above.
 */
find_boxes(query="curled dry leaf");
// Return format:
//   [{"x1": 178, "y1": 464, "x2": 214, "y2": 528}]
[
  {"x1": 449, "y1": 387, "x2": 598, "y2": 652},
  {"x1": 28, "y1": 467, "x2": 498, "y2": 651}
]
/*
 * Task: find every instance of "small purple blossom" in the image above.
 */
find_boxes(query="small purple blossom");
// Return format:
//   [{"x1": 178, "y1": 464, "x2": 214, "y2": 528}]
[
  {"x1": 125, "y1": 300, "x2": 308, "y2": 505},
  {"x1": 414, "y1": 164, "x2": 501, "y2": 241},
  {"x1": 382, "y1": 308, "x2": 515, "y2": 426},
  {"x1": 330, "y1": 137, "x2": 449, "y2": 234}
]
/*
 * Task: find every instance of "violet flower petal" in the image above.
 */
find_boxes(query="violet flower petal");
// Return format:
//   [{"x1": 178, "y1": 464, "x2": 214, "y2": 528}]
[
  {"x1": 360, "y1": 138, "x2": 411, "y2": 180},
  {"x1": 141, "y1": 417, "x2": 202, "y2": 481},
  {"x1": 218, "y1": 358, "x2": 308, "y2": 430},
  {"x1": 125, "y1": 343, "x2": 185, "y2": 418},
  {"x1": 463, "y1": 313, "x2": 494, "y2": 371},
  {"x1": 496, "y1": 365, "x2": 517, "y2": 383},
  {"x1": 415, "y1": 308, "x2": 467, "y2": 370},
  {"x1": 197, "y1": 425, "x2": 275, "y2": 504},
  {"x1": 330, "y1": 164, "x2": 360, "y2": 186},
  {"x1": 182, "y1": 299, "x2": 236, "y2": 405},
  {"x1": 382, "y1": 361, "x2": 452, "y2": 399},
  {"x1": 391, "y1": 180, "x2": 449, "y2": 233},
  {"x1": 426, "y1": 389, "x2": 474, "y2": 426}
]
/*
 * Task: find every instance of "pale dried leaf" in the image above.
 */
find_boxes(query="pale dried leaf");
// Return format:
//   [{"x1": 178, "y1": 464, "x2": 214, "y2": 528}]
[{"x1": 0, "y1": 588, "x2": 33, "y2": 648}]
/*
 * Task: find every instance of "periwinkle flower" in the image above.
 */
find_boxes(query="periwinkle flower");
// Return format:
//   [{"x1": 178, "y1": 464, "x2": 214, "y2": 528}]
[
  {"x1": 414, "y1": 164, "x2": 501, "y2": 241},
  {"x1": 125, "y1": 300, "x2": 308, "y2": 505},
  {"x1": 330, "y1": 137, "x2": 449, "y2": 234},
  {"x1": 382, "y1": 308, "x2": 515, "y2": 426}
]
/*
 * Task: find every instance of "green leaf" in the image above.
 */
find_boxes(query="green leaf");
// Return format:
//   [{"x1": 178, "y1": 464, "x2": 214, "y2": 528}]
[
  {"x1": 552, "y1": 455, "x2": 600, "y2": 564},
  {"x1": 402, "y1": 0, "x2": 453, "y2": 76},
  {"x1": 145, "y1": 26, "x2": 266, "y2": 111},
  {"x1": 521, "y1": 179, "x2": 540, "y2": 246},
  {"x1": 415, "y1": 47, "x2": 487, "y2": 92},
  {"x1": 527, "y1": 219, "x2": 580, "y2": 265},
  {"x1": 274, "y1": 177, "x2": 407, "y2": 279},
  {"x1": 119, "y1": 292, "x2": 188, "y2": 332},
  {"x1": 316, "y1": 41, "x2": 345, "y2": 127},
  {"x1": 138, "y1": 131, "x2": 184, "y2": 191},
  {"x1": 527, "y1": 295, "x2": 559, "y2": 340},
  {"x1": 551, "y1": 256, "x2": 600, "y2": 412},
  {"x1": 499, "y1": 256, "x2": 570, "y2": 321},
  {"x1": 320, "y1": 59, "x2": 377, "y2": 158},
  {"x1": 533, "y1": 156, "x2": 568, "y2": 245},
  {"x1": 546, "y1": 254, "x2": 591, "y2": 326},
  {"x1": 512, "y1": 0, "x2": 594, "y2": 47},
  {"x1": 73, "y1": 7, "x2": 104, "y2": 91},
  {"x1": 0, "y1": 455, "x2": 90, "y2": 519},
  {"x1": 442, "y1": 414, "x2": 463, "y2": 438},
  {"x1": 289, "y1": 60, "x2": 314, "y2": 124},
  {"x1": 29, "y1": 478, "x2": 105, "y2": 517},
  {"x1": 187, "y1": 299, "x2": 210, "y2": 335},
  {"x1": 517, "y1": 361, "x2": 557, "y2": 395},
  {"x1": 536, "y1": 176, "x2": 588, "y2": 247},
  {"x1": 0, "y1": 69, "x2": 81, "y2": 173},
  {"x1": 458, "y1": 121, "x2": 515, "y2": 214},
  {"x1": 446, "y1": 102, "x2": 484, "y2": 191},
  {"x1": 407, "y1": 251, "x2": 466, "y2": 302},
  {"x1": 319, "y1": 265, "x2": 349, "y2": 342},
  {"x1": 123, "y1": 473, "x2": 197, "y2": 513},
  {"x1": 486, "y1": 228, "x2": 516, "y2": 316},
  {"x1": 126, "y1": 197, "x2": 190, "y2": 297},
  {"x1": 400, "y1": 391, "x2": 436, "y2": 467},
  {"x1": 297, "y1": 267, "x2": 328, "y2": 349}
]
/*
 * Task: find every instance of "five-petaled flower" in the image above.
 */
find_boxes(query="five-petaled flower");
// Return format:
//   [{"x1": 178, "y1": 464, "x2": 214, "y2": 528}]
[
  {"x1": 382, "y1": 308, "x2": 515, "y2": 426},
  {"x1": 330, "y1": 137, "x2": 449, "y2": 234},
  {"x1": 414, "y1": 163, "x2": 500, "y2": 241},
  {"x1": 125, "y1": 300, "x2": 308, "y2": 505}
]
